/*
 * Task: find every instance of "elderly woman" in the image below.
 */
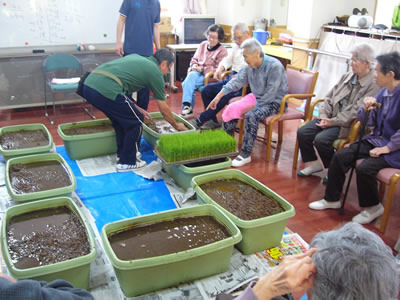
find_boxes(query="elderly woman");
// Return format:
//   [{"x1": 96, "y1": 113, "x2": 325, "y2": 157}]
[
  {"x1": 208, "y1": 38, "x2": 288, "y2": 167},
  {"x1": 297, "y1": 43, "x2": 380, "y2": 178},
  {"x1": 189, "y1": 22, "x2": 251, "y2": 129},
  {"x1": 235, "y1": 222, "x2": 398, "y2": 300},
  {"x1": 180, "y1": 24, "x2": 228, "y2": 117}
]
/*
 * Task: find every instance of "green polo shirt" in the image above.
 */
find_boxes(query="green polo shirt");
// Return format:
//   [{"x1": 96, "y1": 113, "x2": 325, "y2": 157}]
[{"x1": 84, "y1": 54, "x2": 165, "y2": 101}]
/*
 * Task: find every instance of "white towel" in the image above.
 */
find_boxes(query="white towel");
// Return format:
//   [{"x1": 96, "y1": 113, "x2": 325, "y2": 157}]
[{"x1": 51, "y1": 77, "x2": 80, "y2": 84}]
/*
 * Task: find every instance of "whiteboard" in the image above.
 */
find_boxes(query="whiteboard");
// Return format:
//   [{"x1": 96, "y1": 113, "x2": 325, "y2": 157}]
[{"x1": 0, "y1": 0, "x2": 121, "y2": 48}]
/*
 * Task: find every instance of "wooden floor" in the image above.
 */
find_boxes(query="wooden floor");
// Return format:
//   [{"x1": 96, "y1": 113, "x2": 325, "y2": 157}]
[{"x1": 1, "y1": 85, "x2": 399, "y2": 254}]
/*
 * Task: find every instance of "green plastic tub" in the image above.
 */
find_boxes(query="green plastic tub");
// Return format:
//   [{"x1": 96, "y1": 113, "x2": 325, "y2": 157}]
[
  {"x1": 57, "y1": 118, "x2": 117, "y2": 160},
  {"x1": 142, "y1": 112, "x2": 196, "y2": 148},
  {"x1": 163, "y1": 157, "x2": 232, "y2": 190},
  {"x1": 101, "y1": 204, "x2": 241, "y2": 297},
  {"x1": 0, "y1": 123, "x2": 53, "y2": 160},
  {"x1": 192, "y1": 169, "x2": 295, "y2": 255},
  {"x1": 5, "y1": 153, "x2": 76, "y2": 202},
  {"x1": 0, "y1": 197, "x2": 97, "y2": 289}
]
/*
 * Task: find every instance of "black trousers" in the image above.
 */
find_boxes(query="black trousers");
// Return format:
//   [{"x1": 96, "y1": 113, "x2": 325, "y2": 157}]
[
  {"x1": 324, "y1": 140, "x2": 390, "y2": 207},
  {"x1": 82, "y1": 85, "x2": 143, "y2": 165},
  {"x1": 297, "y1": 119, "x2": 340, "y2": 168}
]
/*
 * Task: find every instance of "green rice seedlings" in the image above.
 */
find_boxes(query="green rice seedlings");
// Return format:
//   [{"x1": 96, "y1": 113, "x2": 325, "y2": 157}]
[{"x1": 158, "y1": 130, "x2": 237, "y2": 162}]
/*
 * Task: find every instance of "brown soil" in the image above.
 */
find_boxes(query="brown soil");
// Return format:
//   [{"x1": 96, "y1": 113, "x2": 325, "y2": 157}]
[
  {"x1": 145, "y1": 118, "x2": 186, "y2": 134},
  {"x1": 0, "y1": 130, "x2": 49, "y2": 150},
  {"x1": 109, "y1": 215, "x2": 231, "y2": 260},
  {"x1": 200, "y1": 179, "x2": 285, "y2": 220},
  {"x1": 7, "y1": 206, "x2": 90, "y2": 269},
  {"x1": 10, "y1": 161, "x2": 72, "y2": 194},
  {"x1": 62, "y1": 124, "x2": 114, "y2": 135}
]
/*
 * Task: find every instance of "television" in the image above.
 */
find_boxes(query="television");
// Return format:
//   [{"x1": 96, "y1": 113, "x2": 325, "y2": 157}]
[{"x1": 178, "y1": 15, "x2": 216, "y2": 44}]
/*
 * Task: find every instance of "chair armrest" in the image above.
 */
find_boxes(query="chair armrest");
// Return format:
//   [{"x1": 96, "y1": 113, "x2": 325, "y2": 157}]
[
  {"x1": 305, "y1": 98, "x2": 324, "y2": 122},
  {"x1": 335, "y1": 120, "x2": 361, "y2": 151},
  {"x1": 268, "y1": 93, "x2": 314, "y2": 125},
  {"x1": 204, "y1": 71, "x2": 215, "y2": 85},
  {"x1": 221, "y1": 70, "x2": 233, "y2": 80}
]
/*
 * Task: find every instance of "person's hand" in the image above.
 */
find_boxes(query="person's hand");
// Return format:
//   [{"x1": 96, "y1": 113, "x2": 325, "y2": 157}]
[
  {"x1": 191, "y1": 66, "x2": 202, "y2": 73},
  {"x1": 315, "y1": 118, "x2": 331, "y2": 128},
  {"x1": 252, "y1": 248, "x2": 317, "y2": 300},
  {"x1": 207, "y1": 97, "x2": 220, "y2": 110},
  {"x1": 116, "y1": 42, "x2": 124, "y2": 57},
  {"x1": 363, "y1": 96, "x2": 378, "y2": 111},
  {"x1": 213, "y1": 68, "x2": 224, "y2": 81},
  {"x1": 369, "y1": 145, "x2": 390, "y2": 157},
  {"x1": 137, "y1": 107, "x2": 152, "y2": 122},
  {"x1": 175, "y1": 123, "x2": 187, "y2": 131}
]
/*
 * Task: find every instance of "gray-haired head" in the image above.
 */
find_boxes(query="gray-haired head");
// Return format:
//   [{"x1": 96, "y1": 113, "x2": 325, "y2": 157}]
[
  {"x1": 351, "y1": 43, "x2": 375, "y2": 69},
  {"x1": 154, "y1": 48, "x2": 175, "y2": 65},
  {"x1": 232, "y1": 22, "x2": 249, "y2": 34},
  {"x1": 310, "y1": 222, "x2": 398, "y2": 300},
  {"x1": 240, "y1": 38, "x2": 263, "y2": 58}
]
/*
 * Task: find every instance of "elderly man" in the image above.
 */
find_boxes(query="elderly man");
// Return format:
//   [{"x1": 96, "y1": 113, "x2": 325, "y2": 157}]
[
  {"x1": 82, "y1": 49, "x2": 186, "y2": 172},
  {"x1": 235, "y1": 222, "x2": 398, "y2": 300},
  {"x1": 208, "y1": 38, "x2": 288, "y2": 167},
  {"x1": 189, "y1": 22, "x2": 251, "y2": 129},
  {"x1": 309, "y1": 52, "x2": 400, "y2": 224},
  {"x1": 297, "y1": 43, "x2": 380, "y2": 177}
]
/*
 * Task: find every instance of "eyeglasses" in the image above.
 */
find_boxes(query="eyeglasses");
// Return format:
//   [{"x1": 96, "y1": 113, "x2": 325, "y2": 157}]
[
  {"x1": 207, "y1": 34, "x2": 218, "y2": 41},
  {"x1": 233, "y1": 36, "x2": 243, "y2": 42}
]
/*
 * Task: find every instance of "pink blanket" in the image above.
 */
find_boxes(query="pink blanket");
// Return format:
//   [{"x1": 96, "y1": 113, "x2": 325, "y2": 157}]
[{"x1": 222, "y1": 93, "x2": 257, "y2": 122}]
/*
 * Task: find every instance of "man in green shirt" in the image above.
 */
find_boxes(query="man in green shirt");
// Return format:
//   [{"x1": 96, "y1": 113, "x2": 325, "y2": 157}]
[{"x1": 82, "y1": 49, "x2": 186, "y2": 172}]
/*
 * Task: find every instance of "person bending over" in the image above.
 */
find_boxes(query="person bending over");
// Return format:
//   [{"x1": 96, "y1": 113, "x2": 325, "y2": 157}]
[
  {"x1": 180, "y1": 24, "x2": 228, "y2": 117},
  {"x1": 82, "y1": 49, "x2": 186, "y2": 172},
  {"x1": 209, "y1": 38, "x2": 287, "y2": 167},
  {"x1": 297, "y1": 43, "x2": 379, "y2": 178},
  {"x1": 189, "y1": 22, "x2": 251, "y2": 129},
  {"x1": 309, "y1": 52, "x2": 400, "y2": 224}
]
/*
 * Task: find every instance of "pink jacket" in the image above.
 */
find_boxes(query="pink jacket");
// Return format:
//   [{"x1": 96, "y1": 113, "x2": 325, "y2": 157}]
[{"x1": 189, "y1": 41, "x2": 228, "y2": 75}]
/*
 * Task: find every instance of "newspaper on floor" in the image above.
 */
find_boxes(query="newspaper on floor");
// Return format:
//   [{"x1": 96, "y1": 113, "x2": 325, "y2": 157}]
[
  {"x1": 76, "y1": 153, "x2": 118, "y2": 176},
  {"x1": 161, "y1": 170, "x2": 197, "y2": 208},
  {"x1": 133, "y1": 161, "x2": 163, "y2": 181},
  {"x1": 255, "y1": 233, "x2": 309, "y2": 271}
]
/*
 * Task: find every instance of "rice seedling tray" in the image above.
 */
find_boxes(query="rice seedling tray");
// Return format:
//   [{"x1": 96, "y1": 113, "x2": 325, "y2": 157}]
[{"x1": 154, "y1": 148, "x2": 238, "y2": 166}]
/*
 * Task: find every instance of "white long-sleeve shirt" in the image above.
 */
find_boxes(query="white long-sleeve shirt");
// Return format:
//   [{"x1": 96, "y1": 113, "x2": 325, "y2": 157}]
[{"x1": 218, "y1": 43, "x2": 245, "y2": 73}]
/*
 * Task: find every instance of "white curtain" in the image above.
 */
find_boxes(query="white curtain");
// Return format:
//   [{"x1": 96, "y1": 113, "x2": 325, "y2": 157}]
[
  {"x1": 312, "y1": 30, "x2": 400, "y2": 99},
  {"x1": 184, "y1": 0, "x2": 207, "y2": 14}
]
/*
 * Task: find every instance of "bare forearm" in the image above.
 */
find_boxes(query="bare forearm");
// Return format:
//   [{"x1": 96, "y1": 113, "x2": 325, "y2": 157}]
[
  {"x1": 157, "y1": 100, "x2": 178, "y2": 128},
  {"x1": 116, "y1": 16, "x2": 125, "y2": 44},
  {"x1": 154, "y1": 23, "x2": 161, "y2": 50}
]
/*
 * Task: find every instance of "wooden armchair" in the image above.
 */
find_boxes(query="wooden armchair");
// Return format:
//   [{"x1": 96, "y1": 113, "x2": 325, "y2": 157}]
[{"x1": 238, "y1": 65, "x2": 319, "y2": 161}]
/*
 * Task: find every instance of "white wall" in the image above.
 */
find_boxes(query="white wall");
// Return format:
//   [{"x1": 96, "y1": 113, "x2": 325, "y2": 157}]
[{"x1": 288, "y1": 0, "x2": 376, "y2": 39}]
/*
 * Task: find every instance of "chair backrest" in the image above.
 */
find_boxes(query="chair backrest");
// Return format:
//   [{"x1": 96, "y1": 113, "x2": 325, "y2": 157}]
[
  {"x1": 43, "y1": 53, "x2": 81, "y2": 73},
  {"x1": 286, "y1": 65, "x2": 318, "y2": 96}
]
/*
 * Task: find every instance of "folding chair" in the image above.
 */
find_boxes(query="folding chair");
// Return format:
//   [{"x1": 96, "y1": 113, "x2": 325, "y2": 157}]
[{"x1": 43, "y1": 53, "x2": 95, "y2": 124}]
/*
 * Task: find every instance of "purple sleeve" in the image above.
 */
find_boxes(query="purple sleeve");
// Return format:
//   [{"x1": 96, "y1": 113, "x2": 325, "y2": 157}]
[{"x1": 235, "y1": 282, "x2": 259, "y2": 300}]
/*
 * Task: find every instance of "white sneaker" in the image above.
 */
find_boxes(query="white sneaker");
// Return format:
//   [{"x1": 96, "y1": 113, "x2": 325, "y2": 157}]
[
  {"x1": 232, "y1": 155, "x2": 251, "y2": 167},
  {"x1": 297, "y1": 160, "x2": 323, "y2": 176},
  {"x1": 309, "y1": 199, "x2": 341, "y2": 210},
  {"x1": 352, "y1": 203, "x2": 384, "y2": 224},
  {"x1": 181, "y1": 105, "x2": 193, "y2": 118},
  {"x1": 116, "y1": 160, "x2": 146, "y2": 172}
]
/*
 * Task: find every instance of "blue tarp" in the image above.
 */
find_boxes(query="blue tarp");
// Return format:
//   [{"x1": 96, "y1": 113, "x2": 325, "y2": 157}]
[{"x1": 56, "y1": 139, "x2": 176, "y2": 232}]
